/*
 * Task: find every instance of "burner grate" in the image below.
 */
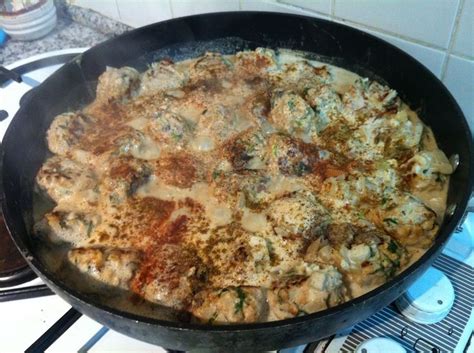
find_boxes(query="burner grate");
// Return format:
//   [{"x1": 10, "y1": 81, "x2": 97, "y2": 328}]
[{"x1": 340, "y1": 254, "x2": 474, "y2": 352}]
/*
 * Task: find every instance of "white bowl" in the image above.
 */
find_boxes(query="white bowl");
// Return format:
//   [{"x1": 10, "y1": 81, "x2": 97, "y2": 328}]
[{"x1": 0, "y1": 0, "x2": 57, "y2": 41}]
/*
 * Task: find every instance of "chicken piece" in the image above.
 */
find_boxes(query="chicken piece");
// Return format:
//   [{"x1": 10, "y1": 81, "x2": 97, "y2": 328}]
[
  {"x1": 268, "y1": 191, "x2": 331, "y2": 239},
  {"x1": 99, "y1": 157, "x2": 151, "y2": 208},
  {"x1": 197, "y1": 104, "x2": 254, "y2": 146},
  {"x1": 152, "y1": 152, "x2": 202, "y2": 188},
  {"x1": 148, "y1": 110, "x2": 194, "y2": 146},
  {"x1": 223, "y1": 129, "x2": 267, "y2": 171},
  {"x1": 305, "y1": 225, "x2": 408, "y2": 295},
  {"x1": 36, "y1": 156, "x2": 99, "y2": 211},
  {"x1": 113, "y1": 129, "x2": 161, "y2": 160},
  {"x1": 189, "y1": 52, "x2": 232, "y2": 84},
  {"x1": 47, "y1": 112, "x2": 94, "y2": 156},
  {"x1": 34, "y1": 211, "x2": 100, "y2": 245},
  {"x1": 139, "y1": 59, "x2": 188, "y2": 96},
  {"x1": 95, "y1": 66, "x2": 140, "y2": 103},
  {"x1": 304, "y1": 84, "x2": 343, "y2": 133},
  {"x1": 239, "y1": 174, "x2": 304, "y2": 209},
  {"x1": 191, "y1": 286, "x2": 267, "y2": 324},
  {"x1": 270, "y1": 90, "x2": 317, "y2": 137},
  {"x1": 402, "y1": 149, "x2": 453, "y2": 192},
  {"x1": 268, "y1": 266, "x2": 345, "y2": 320},
  {"x1": 68, "y1": 247, "x2": 142, "y2": 289},
  {"x1": 234, "y1": 47, "x2": 277, "y2": 77},
  {"x1": 269, "y1": 60, "x2": 331, "y2": 93},
  {"x1": 131, "y1": 244, "x2": 205, "y2": 310},
  {"x1": 266, "y1": 133, "x2": 319, "y2": 177},
  {"x1": 367, "y1": 193, "x2": 438, "y2": 247}
]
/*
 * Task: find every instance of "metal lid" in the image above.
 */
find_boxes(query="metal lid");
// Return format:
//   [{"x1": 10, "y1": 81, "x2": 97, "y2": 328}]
[
  {"x1": 356, "y1": 337, "x2": 406, "y2": 353},
  {"x1": 395, "y1": 267, "x2": 454, "y2": 324}
]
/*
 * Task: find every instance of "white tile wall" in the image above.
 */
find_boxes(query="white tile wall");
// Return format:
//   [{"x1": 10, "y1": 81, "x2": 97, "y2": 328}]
[
  {"x1": 170, "y1": 0, "x2": 239, "y2": 18},
  {"x1": 72, "y1": 0, "x2": 474, "y2": 131},
  {"x1": 452, "y1": 0, "x2": 474, "y2": 57},
  {"x1": 240, "y1": 0, "x2": 329, "y2": 18},
  {"x1": 444, "y1": 55, "x2": 474, "y2": 129},
  {"x1": 116, "y1": 0, "x2": 172, "y2": 27},
  {"x1": 70, "y1": 0, "x2": 121, "y2": 21},
  {"x1": 333, "y1": 0, "x2": 460, "y2": 49},
  {"x1": 278, "y1": 0, "x2": 331, "y2": 14}
]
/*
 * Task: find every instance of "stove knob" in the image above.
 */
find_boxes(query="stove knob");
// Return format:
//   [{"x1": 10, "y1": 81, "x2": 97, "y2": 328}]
[
  {"x1": 395, "y1": 267, "x2": 454, "y2": 324},
  {"x1": 356, "y1": 337, "x2": 406, "y2": 353}
]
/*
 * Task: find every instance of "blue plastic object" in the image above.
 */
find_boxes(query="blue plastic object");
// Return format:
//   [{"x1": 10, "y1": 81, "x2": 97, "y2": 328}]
[{"x1": 0, "y1": 28, "x2": 7, "y2": 46}]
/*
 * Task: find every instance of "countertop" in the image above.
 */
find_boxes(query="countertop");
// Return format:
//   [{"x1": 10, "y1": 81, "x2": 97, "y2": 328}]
[{"x1": 0, "y1": 3, "x2": 131, "y2": 66}]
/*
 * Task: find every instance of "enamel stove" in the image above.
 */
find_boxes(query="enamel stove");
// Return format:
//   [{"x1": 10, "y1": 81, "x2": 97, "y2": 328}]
[{"x1": 0, "y1": 50, "x2": 473, "y2": 353}]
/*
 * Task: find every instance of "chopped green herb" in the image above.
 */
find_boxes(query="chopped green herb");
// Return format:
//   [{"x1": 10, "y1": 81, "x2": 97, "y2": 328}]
[
  {"x1": 287, "y1": 99, "x2": 296, "y2": 112},
  {"x1": 221, "y1": 56, "x2": 233, "y2": 68},
  {"x1": 234, "y1": 287, "x2": 246, "y2": 314},
  {"x1": 381, "y1": 196, "x2": 389, "y2": 205},
  {"x1": 271, "y1": 144, "x2": 278, "y2": 157},
  {"x1": 170, "y1": 132, "x2": 182, "y2": 141},
  {"x1": 383, "y1": 218, "x2": 398, "y2": 225},
  {"x1": 86, "y1": 221, "x2": 94, "y2": 237},
  {"x1": 265, "y1": 239, "x2": 275, "y2": 262},
  {"x1": 208, "y1": 311, "x2": 218, "y2": 324},
  {"x1": 387, "y1": 240, "x2": 398, "y2": 253},
  {"x1": 212, "y1": 169, "x2": 222, "y2": 180}
]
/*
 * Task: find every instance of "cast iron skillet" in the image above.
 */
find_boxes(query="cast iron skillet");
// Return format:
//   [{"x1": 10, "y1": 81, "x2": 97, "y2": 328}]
[{"x1": 1, "y1": 12, "x2": 473, "y2": 352}]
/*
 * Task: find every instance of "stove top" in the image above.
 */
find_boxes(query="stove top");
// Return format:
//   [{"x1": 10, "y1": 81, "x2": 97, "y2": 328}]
[{"x1": 0, "y1": 49, "x2": 472, "y2": 353}]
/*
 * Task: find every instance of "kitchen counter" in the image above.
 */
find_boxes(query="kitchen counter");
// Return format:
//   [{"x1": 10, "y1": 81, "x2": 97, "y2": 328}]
[{"x1": 0, "y1": 3, "x2": 131, "y2": 66}]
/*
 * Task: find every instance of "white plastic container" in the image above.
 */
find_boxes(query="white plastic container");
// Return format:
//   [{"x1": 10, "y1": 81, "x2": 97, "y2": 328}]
[{"x1": 0, "y1": 0, "x2": 57, "y2": 41}]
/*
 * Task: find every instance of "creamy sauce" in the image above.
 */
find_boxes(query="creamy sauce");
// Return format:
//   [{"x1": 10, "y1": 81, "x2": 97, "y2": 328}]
[
  {"x1": 35, "y1": 48, "x2": 453, "y2": 324},
  {"x1": 137, "y1": 178, "x2": 232, "y2": 227}
]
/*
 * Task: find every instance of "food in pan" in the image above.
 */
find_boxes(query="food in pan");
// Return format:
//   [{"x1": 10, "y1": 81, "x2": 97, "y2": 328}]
[{"x1": 34, "y1": 48, "x2": 453, "y2": 324}]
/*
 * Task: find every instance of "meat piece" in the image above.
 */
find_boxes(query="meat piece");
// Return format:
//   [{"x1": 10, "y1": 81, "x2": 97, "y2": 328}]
[
  {"x1": 304, "y1": 85, "x2": 343, "y2": 133},
  {"x1": 402, "y1": 149, "x2": 453, "y2": 192},
  {"x1": 139, "y1": 60, "x2": 188, "y2": 96},
  {"x1": 267, "y1": 134, "x2": 318, "y2": 176},
  {"x1": 234, "y1": 48, "x2": 277, "y2": 77},
  {"x1": 36, "y1": 156, "x2": 99, "y2": 211},
  {"x1": 305, "y1": 226, "x2": 408, "y2": 292},
  {"x1": 189, "y1": 52, "x2": 232, "y2": 84},
  {"x1": 148, "y1": 110, "x2": 194, "y2": 146},
  {"x1": 114, "y1": 130, "x2": 161, "y2": 160},
  {"x1": 223, "y1": 129, "x2": 267, "y2": 171},
  {"x1": 35, "y1": 211, "x2": 100, "y2": 245},
  {"x1": 99, "y1": 157, "x2": 151, "y2": 208},
  {"x1": 95, "y1": 66, "x2": 140, "y2": 103},
  {"x1": 270, "y1": 90, "x2": 316, "y2": 137},
  {"x1": 196, "y1": 104, "x2": 254, "y2": 146},
  {"x1": 47, "y1": 112, "x2": 94, "y2": 156},
  {"x1": 268, "y1": 191, "x2": 330, "y2": 239},
  {"x1": 268, "y1": 266, "x2": 345, "y2": 320},
  {"x1": 131, "y1": 244, "x2": 204, "y2": 310},
  {"x1": 269, "y1": 60, "x2": 331, "y2": 93},
  {"x1": 153, "y1": 152, "x2": 201, "y2": 188},
  {"x1": 68, "y1": 247, "x2": 142, "y2": 289},
  {"x1": 367, "y1": 193, "x2": 438, "y2": 248},
  {"x1": 191, "y1": 286, "x2": 267, "y2": 324}
]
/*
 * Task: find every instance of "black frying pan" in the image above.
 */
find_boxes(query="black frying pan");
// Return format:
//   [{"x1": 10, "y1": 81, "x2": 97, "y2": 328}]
[{"x1": 2, "y1": 12, "x2": 473, "y2": 352}]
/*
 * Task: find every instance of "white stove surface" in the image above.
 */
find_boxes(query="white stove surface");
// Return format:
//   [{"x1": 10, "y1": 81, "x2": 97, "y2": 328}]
[{"x1": 0, "y1": 50, "x2": 472, "y2": 353}]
